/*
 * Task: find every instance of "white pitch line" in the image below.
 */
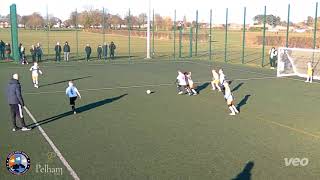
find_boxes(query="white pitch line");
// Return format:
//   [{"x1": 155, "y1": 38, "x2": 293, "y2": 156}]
[
  {"x1": 7, "y1": 60, "x2": 190, "y2": 69},
  {"x1": 24, "y1": 76, "x2": 276, "y2": 96},
  {"x1": 24, "y1": 106, "x2": 80, "y2": 180}
]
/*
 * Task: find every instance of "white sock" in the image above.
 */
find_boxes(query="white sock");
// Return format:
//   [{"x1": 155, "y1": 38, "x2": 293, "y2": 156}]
[
  {"x1": 36, "y1": 80, "x2": 38, "y2": 85},
  {"x1": 192, "y1": 89, "x2": 197, "y2": 94},
  {"x1": 232, "y1": 105, "x2": 239, "y2": 113},
  {"x1": 229, "y1": 106, "x2": 235, "y2": 113}
]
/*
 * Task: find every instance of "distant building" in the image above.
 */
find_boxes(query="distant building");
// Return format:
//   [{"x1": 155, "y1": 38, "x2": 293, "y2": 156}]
[{"x1": 0, "y1": 18, "x2": 10, "y2": 28}]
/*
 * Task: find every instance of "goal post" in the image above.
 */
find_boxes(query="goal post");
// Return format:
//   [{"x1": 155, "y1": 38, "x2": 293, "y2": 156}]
[{"x1": 277, "y1": 47, "x2": 320, "y2": 80}]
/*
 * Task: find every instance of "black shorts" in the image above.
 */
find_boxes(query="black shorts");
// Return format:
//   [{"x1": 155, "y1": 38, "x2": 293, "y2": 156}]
[{"x1": 69, "y1": 96, "x2": 77, "y2": 105}]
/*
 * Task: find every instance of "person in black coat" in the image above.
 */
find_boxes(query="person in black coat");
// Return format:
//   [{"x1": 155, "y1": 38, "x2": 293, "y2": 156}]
[
  {"x1": 102, "y1": 42, "x2": 108, "y2": 61},
  {"x1": 55, "y1": 42, "x2": 62, "y2": 62},
  {"x1": 36, "y1": 43, "x2": 42, "y2": 62},
  {"x1": 63, "y1": 41, "x2": 70, "y2": 61},
  {"x1": 6, "y1": 74, "x2": 31, "y2": 131},
  {"x1": 109, "y1": 41, "x2": 116, "y2": 59},
  {"x1": 0, "y1": 40, "x2": 5, "y2": 60},
  {"x1": 5, "y1": 43, "x2": 11, "y2": 61},
  {"x1": 97, "y1": 45, "x2": 102, "y2": 60},
  {"x1": 85, "y1": 44, "x2": 91, "y2": 61},
  {"x1": 18, "y1": 43, "x2": 23, "y2": 60}
]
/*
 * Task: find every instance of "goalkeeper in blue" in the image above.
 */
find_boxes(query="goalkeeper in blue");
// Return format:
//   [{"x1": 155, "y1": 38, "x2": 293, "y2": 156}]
[
  {"x1": 66, "y1": 81, "x2": 82, "y2": 114},
  {"x1": 223, "y1": 81, "x2": 239, "y2": 116}
]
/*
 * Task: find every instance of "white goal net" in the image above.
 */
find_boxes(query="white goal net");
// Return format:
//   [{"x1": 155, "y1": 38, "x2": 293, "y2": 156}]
[{"x1": 277, "y1": 47, "x2": 320, "y2": 80}]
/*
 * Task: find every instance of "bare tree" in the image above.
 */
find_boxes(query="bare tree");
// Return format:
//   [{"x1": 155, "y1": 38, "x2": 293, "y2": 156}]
[
  {"x1": 79, "y1": 10, "x2": 94, "y2": 28},
  {"x1": 137, "y1": 13, "x2": 147, "y2": 29},
  {"x1": 48, "y1": 15, "x2": 61, "y2": 28},
  {"x1": 110, "y1": 14, "x2": 123, "y2": 29},
  {"x1": 163, "y1": 16, "x2": 173, "y2": 30},
  {"x1": 154, "y1": 14, "x2": 164, "y2": 30},
  {"x1": 20, "y1": 15, "x2": 30, "y2": 29},
  {"x1": 70, "y1": 11, "x2": 78, "y2": 27},
  {"x1": 27, "y1": 12, "x2": 44, "y2": 30}
]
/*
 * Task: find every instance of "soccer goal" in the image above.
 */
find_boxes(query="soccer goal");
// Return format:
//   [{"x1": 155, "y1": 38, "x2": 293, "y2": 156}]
[{"x1": 277, "y1": 47, "x2": 320, "y2": 80}]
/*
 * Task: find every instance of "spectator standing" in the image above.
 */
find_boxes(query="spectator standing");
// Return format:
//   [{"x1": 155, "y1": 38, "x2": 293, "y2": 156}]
[
  {"x1": 85, "y1": 44, "x2": 91, "y2": 61},
  {"x1": 36, "y1": 43, "x2": 43, "y2": 62},
  {"x1": 5, "y1": 43, "x2": 11, "y2": 61},
  {"x1": 55, "y1": 42, "x2": 62, "y2": 62},
  {"x1": 0, "y1": 40, "x2": 5, "y2": 60},
  {"x1": 269, "y1": 47, "x2": 278, "y2": 69},
  {"x1": 63, "y1": 41, "x2": 70, "y2": 61},
  {"x1": 30, "y1": 45, "x2": 36, "y2": 62},
  {"x1": 19, "y1": 43, "x2": 25, "y2": 63},
  {"x1": 18, "y1": 43, "x2": 23, "y2": 60},
  {"x1": 109, "y1": 41, "x2": 116, "y2": 59},
  {"x1": 102, "y1": 42, "x2": 108, "y2": 61},
  {"x1": 97, "y1": 45, "x2": 102, "y2": 60}
]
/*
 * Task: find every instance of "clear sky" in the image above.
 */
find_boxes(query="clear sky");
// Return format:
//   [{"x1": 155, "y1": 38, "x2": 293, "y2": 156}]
[{"x1": 0, "y1": 0, "x2": 318, "y2": 24}]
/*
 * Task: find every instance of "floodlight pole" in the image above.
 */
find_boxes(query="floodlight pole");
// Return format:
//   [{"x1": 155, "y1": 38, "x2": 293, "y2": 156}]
[{"x1": 146, "y1": 0, "x2": 151, "y2": 59}]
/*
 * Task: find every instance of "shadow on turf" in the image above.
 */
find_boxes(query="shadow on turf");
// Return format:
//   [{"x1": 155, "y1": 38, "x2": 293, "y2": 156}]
[
  {"x1": 29, "y1": 93, "x2": 128, "y2": 128},
  {"x1": 39, "y1": 76, "x2": 92, "y2": 88},
  {"x1": 197, "y1": 82, "x2": 210, "y2": 93},
  {"x1": 236, "y1": 95, "x2": 251, "y2": 112},
  {"x1": 232, "y1": 82, "x2": 244, "y2": 92},
  {"x1": 232, "y1": 161, "x2": 254, "y2": 180}
]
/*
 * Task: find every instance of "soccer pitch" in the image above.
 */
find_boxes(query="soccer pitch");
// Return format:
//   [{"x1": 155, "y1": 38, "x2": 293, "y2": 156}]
[{"x1": 1, "y1": 59, "x2": 320, "y2": 179}]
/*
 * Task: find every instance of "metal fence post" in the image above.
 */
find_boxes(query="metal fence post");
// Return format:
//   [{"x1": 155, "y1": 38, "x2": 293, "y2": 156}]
[
  {"x1": 173, "y1": 10, "x2": 176, "y2": 60},
  {"x1": 46, "y1": 5, "x2": 50, "y2": 61},
  {"x1": 75, "y1": 9, "x2": 79, "y2": 60},
  {"x1": 102, "y1": 7, "x2": 106, "y2": 47},
  {"x1": 314, "y1": 2, "x2": 318, "y2": 49},
  {"x1": 209, "y1": 9, "x2": 212, "y2": 61},
  {"x1": 179, "y1": 27, "x2": 182, "y2": 58},
  {"x1": 152, "y1": 9, "x2": 155, "y2": 56},
  {"x1": 195, "y1": 10, "x2": 199, "y2": 56},
  {"x1": 286, "y1": 4, "x2": 290, "y2": 48},
  {"x1": 189, "y1": 27, "x2": 193, "y2": 58},
  {"x1": 242, "y1": 7, "x2": 246, "y2": 64},
  {"x1": 128, "y1": 8, "x2": 131, "y2": 60},
  {"x1": 262, "y1": 6, "x2": 267, "y2": 67},
  {"x1": 224, "y1": 8, "x2": 228, "y2": 63}
]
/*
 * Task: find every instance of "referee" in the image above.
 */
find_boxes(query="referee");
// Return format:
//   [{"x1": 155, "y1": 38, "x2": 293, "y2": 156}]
[{"x1": 6, "y1": 74, "x2": 31, "y2": 131}]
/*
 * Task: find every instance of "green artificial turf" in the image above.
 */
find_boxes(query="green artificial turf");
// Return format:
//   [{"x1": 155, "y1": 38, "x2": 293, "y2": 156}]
[{"x1": 0, "y1": 60, "x2": 320, "y2": 179}]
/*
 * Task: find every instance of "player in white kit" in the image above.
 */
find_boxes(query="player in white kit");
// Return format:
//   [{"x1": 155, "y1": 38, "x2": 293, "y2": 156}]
[
  {"x1": 223, "y1": 81, "x2": 239, "y2": 115},
  {"x1": 29, "y1": 62, "x2": 42, "y2": 88}
]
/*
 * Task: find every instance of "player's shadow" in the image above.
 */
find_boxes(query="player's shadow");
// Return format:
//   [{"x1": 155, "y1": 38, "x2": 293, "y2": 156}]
[
  {"x1": 197, "y1": 82, "x2": 210, "y2": 93},
  {"x1": 232, "y1": 161, "x2": 254, "y2": 180},
  {"x1": 29, "y1": 93, "x2": 128, "y2": 128},
  {"x1": 232, "y1": 82, "x2": 244, "y2": 92},
  {"x1": 39, "y1": 76, "x2": 92, "y2": 88},
  {"x1": 236, "y1": 95, "x2": 251, "y2": 112}
]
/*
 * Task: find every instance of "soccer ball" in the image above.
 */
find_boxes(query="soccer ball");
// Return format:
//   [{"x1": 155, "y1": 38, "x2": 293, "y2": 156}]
[{"x1": 146, "y1": 90, "x2": 151, "y2": 94}]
